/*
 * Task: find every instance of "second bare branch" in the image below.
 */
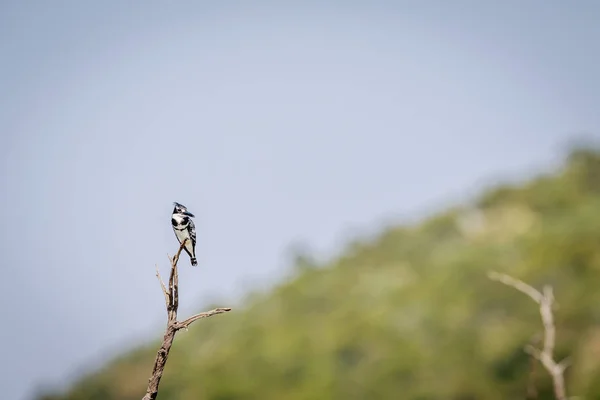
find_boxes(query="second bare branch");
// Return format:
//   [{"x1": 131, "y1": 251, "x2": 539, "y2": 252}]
[{"x1": 488, "y1": 271, "x2": 569, "y2": 400}]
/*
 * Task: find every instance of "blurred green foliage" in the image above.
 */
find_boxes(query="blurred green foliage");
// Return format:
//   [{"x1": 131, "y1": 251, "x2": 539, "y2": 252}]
[{"x1": 38, "y1": 148, "x2": 600, "y2": 400}]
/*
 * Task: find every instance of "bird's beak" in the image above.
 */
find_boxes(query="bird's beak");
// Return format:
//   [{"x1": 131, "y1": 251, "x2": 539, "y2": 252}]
[{"x1": 183, "y1": 211, "x2": 195, "y2": 218}]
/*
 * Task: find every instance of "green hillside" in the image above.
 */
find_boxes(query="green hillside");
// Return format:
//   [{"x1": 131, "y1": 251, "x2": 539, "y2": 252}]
[{"x1": 38, "y1": 148, "x2": 600, "y2": 400}]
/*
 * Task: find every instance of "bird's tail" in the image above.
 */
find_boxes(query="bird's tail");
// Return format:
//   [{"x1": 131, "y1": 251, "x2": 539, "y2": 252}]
[{"x1": 191, "y1": 257, "x2": 198, "y2": 267}]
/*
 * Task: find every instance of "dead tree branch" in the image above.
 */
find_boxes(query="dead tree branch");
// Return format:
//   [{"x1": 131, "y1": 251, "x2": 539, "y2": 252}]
[
  {"x1": 142, "y1": 240, "x2": 231, "y2": 400},
  {"x1": 525, "y1": 334, "x2": 542, "y2": 399},
  {"x1": 488, "y1": 271, "x2": 569, "y2": 400}
]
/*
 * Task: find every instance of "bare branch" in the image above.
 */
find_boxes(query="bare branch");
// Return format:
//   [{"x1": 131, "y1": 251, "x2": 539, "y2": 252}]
[
  {"x1": 489, "y1": 271, "x2": 569, "y2": 400},
  {"x1": 487, "y1": 271, "x2": 543, "y2": 303},
  {"x1": 524, "y1": 344, "x2": 542, "y2": 359},
  {"x1": 143, "y1": 239, "x2": 231, "y2": 400},
  {"x1": 558, "y1": 357, "x2": 571, "y2": 373},
  {"x1": 174, "y1": 308, "x2": 232, "y2": 331},
  {"x1": 155, "y1": 265, "x2": 169, "y2": 310}
]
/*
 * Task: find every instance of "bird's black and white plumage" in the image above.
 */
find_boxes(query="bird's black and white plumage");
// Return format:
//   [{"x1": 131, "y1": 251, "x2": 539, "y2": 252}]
[{"x1": 171, "y1": 202, "x2": 197, "y2": 266}]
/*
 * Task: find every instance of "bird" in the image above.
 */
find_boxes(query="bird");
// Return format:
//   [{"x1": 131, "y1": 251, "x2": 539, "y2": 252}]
[{"x1": 171, "y1": 202, "x2": 197, "y2": 266}]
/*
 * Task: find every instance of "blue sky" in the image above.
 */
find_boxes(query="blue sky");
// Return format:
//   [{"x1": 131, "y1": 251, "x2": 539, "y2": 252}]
[{"x1": 1, "y1": 1, "x2": 599, "y2": 399}]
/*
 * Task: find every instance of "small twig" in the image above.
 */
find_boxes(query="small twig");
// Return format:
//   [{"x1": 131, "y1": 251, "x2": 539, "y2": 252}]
[
  {"x1": 174, "y1": 308, "x2": 232, "y2": 331},
  {"x1": 155, "y1": 265, "x2": 169, "y2": 310},
  {"x1": 488, "y1": 271, "x2": 543, "y2": 304},
  {"x1": 142, "y1": 240, "x2": 231, "y2": 400},
  {"x1": 488, "y1": 272, "x2": 569, "y2": 400},
  {"x1": 525, "y1": 334, "x2": 541, "y2": 399}
]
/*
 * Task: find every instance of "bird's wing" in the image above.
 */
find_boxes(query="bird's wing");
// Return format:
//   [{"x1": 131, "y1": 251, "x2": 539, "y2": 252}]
[{"x1": 187, "y1": 219, "x2": 197, "y2": 248}]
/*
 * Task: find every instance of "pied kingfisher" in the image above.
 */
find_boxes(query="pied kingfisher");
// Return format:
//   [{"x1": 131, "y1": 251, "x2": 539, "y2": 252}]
[{"x1": 171, "y1": 202, "x2": 197, "y2": 266}]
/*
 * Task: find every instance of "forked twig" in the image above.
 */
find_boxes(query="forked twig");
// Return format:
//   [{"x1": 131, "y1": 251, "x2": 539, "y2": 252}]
[
  {"x1": 488, "y1": 271, "x2": 569, "y2": 400},
  {"x1": 142, "y1": 240, "x2": 231, "y2": 400}
]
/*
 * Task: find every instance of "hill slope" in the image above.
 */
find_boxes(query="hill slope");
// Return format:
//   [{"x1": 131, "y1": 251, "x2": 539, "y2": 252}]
[{"x1": 38, "y1": 148, "x2": 600, "y2": 400}]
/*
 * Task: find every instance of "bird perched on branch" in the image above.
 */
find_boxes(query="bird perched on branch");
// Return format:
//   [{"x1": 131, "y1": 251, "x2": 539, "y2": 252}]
[{"x1": 171, "y1": 202, "x2": 197, "y2": 266}]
